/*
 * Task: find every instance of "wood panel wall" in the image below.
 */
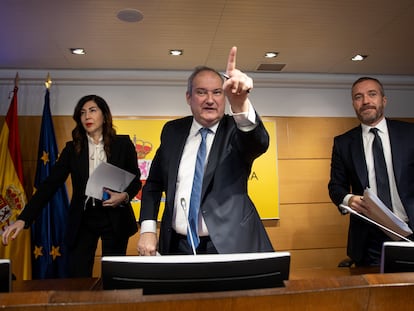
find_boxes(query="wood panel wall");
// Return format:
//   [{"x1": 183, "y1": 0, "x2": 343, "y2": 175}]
[{"x1": 3, "y1": 115, "x2": 404, "y2": 277}]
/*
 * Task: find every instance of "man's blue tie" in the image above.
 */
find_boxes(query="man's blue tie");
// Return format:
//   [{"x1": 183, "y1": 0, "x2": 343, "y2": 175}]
[
  {"x1": 188, "y1": 128, "x2": 209, "y2": 249},
  {"x1": 370, "y1": 127, "x2": 392, "y2": 210}
]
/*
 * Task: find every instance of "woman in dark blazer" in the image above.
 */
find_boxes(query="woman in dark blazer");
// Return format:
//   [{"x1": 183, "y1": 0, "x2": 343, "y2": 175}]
[{"x1": 1, "y1": 95, "x2": 141, "y2": 277}]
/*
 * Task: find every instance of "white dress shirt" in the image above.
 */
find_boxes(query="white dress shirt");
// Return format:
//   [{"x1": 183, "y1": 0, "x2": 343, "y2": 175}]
[
  {"x1": 86, "y1": 135, "x2": 107, "y2": 207},
  {"x1": 88, "y1": 135, "x2": 106, "y2": 176}
]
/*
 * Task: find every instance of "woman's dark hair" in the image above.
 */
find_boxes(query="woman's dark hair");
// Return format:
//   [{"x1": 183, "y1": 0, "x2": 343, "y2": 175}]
[{"x1": 72, "y1": 95, "x2": 116, "y2": 156}]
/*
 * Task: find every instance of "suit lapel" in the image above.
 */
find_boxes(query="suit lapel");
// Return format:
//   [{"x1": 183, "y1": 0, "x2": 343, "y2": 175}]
[
  {"x1": 350, "y1": 126, "x2": 369, "y2": 188},
  {"x1": 78, "y1": 144, "x2": 90, "y2": 187},
  {"x1": 202, "y1": 117, "x2": 231, "y2": 197},
  {"x1": 167, "y1": 118, "x2": 192, "y2": 206},
  {"x1": 387, "y1": 120, "x2": 402, "y2": 183}
]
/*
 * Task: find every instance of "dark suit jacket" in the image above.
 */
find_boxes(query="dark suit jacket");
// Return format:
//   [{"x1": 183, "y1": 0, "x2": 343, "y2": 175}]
[
  {"x1": 139, "y1": 114, "x2": 274, "y2": 254},
  {"x1": 19, "y1": 135, "x2": 141, "y2": 247},
  {"x1": 328, "y1": 119, "x2": 414, "y2": 263}
]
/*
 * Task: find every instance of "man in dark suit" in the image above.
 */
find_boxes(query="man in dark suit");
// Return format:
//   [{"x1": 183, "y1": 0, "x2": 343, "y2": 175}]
[
  {"x1": 137, "y1": 47, "x2": 274, "y2": 255},
  {"x1": 328, "y1": 77, "x2": 414, "y2": 266}
]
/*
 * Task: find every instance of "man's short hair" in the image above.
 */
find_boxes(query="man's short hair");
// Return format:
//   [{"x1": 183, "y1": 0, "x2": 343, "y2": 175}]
[
  {"x1": 352, "y1": 77, "x2": 385, "y2": 96},
  {"x1": 187, "y1": 66, "x2": 223, "y2": 94}
]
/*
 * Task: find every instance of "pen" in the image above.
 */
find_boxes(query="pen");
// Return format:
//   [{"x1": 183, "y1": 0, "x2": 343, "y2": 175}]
[{"x1": 221, "y1": 73, "x2": 250, "y2": 93}]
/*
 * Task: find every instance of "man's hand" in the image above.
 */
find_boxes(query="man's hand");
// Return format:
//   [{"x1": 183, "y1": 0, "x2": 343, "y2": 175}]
[
  {"x1": 348, "y1": 195, "x2": 369, "y2": 214},
  {"x1": 137, "y1": 232, "x2": 158, "y2": 256},
  {"x1": 223, "y1": 46, "x2": 253, "y2": 113}
]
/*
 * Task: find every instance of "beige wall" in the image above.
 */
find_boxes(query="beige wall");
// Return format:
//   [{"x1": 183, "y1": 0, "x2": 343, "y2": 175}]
[{"x1": 4, "y1": 115, "x2": 412, "y2": 277}]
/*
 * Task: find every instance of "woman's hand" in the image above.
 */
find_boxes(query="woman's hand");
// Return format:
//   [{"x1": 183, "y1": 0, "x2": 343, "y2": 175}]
[
  {"x1": 1, "y1": 219, "x2": 25, "y2": 246},
  {"x1": 102, "y1": 190, "x2": 129, "y2": 207}
]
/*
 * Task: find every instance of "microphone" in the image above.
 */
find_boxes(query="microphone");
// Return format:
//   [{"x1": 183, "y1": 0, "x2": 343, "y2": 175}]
[
  {"x1": 180, "y1": 198, "x2": 197, "y2": 256},
  {"x1": 340, "y1": 204, "x2": 412, "y2": 242}
]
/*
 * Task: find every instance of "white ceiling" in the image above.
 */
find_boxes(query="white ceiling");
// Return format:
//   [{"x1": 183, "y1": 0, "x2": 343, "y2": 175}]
[{"x1": 1, "y1": 0, "x2": 414, "y2": 75}]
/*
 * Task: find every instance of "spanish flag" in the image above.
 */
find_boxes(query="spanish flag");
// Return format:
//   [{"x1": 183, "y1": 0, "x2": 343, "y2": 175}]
[{"x1": 0, "y1": 83, "x2": 32, "y2": 280}]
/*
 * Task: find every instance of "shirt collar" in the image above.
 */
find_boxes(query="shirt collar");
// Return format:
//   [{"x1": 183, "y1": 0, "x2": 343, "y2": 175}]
[
  {"x1": 87, "y1": 134, "x2": 103, "y2": 145},
  {"x1": 190, "y1": 119, "x2": 219, "y2": 137},
  {"x1": 361, "y1": 118, "x2": 387, "y2": 135}
]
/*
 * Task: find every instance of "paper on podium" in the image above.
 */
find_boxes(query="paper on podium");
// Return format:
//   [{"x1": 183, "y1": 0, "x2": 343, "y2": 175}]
[
  {"x1": 355, "y1": 188, "x2": 412, "y2": 240},
  {"x1": 85, "y1": 162, "x2": 135, "y2": 200}
]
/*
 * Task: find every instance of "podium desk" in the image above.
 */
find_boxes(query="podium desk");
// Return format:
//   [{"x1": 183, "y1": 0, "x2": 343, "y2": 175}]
[
  {"x1": 2, "y1": 269, "x2": 414, "y2": 311},
  {"x1": 12, "y1": 277, "x2": 101, "y2": 292}
]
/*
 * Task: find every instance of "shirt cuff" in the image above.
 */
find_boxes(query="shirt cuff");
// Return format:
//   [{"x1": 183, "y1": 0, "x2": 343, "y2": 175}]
[
  {"x1": 230, "y1": 102, "x2": 257, "y2": 132},
  {"x1": 341, "y1": 194, "x2": 353, "y2": 214},
  {"x1": 140, "y1": 220, "x2": 157, "y2": 234}
]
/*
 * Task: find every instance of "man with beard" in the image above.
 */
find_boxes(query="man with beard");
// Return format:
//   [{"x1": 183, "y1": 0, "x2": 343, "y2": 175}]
[{"x1": 328, "y1": 77, "x2": 414, "y2": 266}]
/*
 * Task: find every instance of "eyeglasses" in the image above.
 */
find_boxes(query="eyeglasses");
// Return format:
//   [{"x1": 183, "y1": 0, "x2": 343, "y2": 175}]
[{"x1": 194, "y1": 88, "x2": 224, "y2": 98}]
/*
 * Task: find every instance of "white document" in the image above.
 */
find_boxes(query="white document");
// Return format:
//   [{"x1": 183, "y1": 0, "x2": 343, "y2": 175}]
[
  {"x1": 340, "y1": 204, "x2": 412, "y2": 242},
  {"x1": 363, "y1": 188, "x2": 413, "y2": 238},
  {"x1": 85, "y1": 162, "x2": 135, "y2": 200},
  {"x1": 340, "y1": 188, "x2": 413, "y2": 241}
]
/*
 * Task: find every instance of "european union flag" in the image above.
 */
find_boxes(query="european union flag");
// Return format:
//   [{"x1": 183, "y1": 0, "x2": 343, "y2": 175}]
[{"x1": 31, "y1": 88, "x2": 70, "y2": 279}]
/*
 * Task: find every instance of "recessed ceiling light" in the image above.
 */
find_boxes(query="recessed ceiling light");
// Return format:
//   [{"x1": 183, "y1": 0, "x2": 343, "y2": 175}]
[
  {"x1": 117, "y1": 8, "x2": 144, "y2": 23},
  {"x1": 351, "y1": 54, "x2": 368, "y2": 61},
  {"x1": 169, "y1": 49, "x2": 183, "y2": 56},
  {"x1": 265, "y1": 52, "x2": 278, "y2": 58},
  {"x1": 70, "y1": 48, "x2": 86, "y2": 55}
]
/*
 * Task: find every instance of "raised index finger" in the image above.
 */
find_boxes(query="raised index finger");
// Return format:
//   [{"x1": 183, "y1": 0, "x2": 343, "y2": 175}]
[{"x1": 226, "y1": 46, "x2": 237, "y2": 74}]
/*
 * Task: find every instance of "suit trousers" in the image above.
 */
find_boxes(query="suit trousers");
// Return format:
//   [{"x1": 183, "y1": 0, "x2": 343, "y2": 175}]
[
  {"x1": 170, "y1": 230, "x2": 218, "y2": 255},
  {"x1": 357, "y1": 226, "x2": 390, "y2": 267},
  {"x1": 68, "y1": 202, "x2": 129, "y2": 277}
]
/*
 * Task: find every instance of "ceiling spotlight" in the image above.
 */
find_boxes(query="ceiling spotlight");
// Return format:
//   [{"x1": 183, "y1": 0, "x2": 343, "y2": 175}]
[
  {"x1": 351, "y1": 54, "x2": 368, "y2": 61},
  {"x1": 70, "y1": 48, "x2": 86, "y2": 55},
  {"x1": 265, "y1": 52, "x2": 278, "y2": 58},
  {"x1": 169, "y1": 49, "x2": 183, "y2": 56},
  {"x1": 117, "y1": 8, "x2": 144, "y2": 23}
]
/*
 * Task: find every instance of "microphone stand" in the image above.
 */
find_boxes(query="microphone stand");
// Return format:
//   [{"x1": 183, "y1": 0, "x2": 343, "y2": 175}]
[{"x1": 180, "y1": 198, "x2": 197, "y2": 255}]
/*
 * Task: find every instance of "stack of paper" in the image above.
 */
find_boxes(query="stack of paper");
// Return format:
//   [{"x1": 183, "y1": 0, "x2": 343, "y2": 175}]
[{"x1": 361, "y1": 188, "x2": 413, "y2": 240}]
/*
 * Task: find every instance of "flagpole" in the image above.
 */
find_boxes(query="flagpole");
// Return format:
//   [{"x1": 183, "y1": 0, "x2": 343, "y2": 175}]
[
  {"x1": 45, "y1": 73, "x2": 52, "y2": 89},
  {"x1": 14, "y1": 72, "x2": 19, "y2": 88},
  {"x1": 9, "y1": 73, "x2": 19, "y2": 99}
]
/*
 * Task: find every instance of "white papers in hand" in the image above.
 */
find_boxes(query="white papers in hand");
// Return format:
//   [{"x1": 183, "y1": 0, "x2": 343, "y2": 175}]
[
  {"x1": 340, "y1": 204, "x2": 412, "y2": 242},
  {"x1": 363, "y1": 188, "x2": 412, "y2": 239},
  {"x1": 341, "y1": 188, "x2": 413, "y2": 241},
  {"x1": 85, "y1": 162, "x2": 135, "y2": 200}
]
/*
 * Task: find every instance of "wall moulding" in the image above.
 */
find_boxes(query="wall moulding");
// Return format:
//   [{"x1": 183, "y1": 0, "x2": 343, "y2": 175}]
[{"x1": 1, "y1": 69, "x2": 414, "y2": 90}]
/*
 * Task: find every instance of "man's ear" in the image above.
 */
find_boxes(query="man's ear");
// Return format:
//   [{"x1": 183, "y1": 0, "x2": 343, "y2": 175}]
[{"x1": 185, "y1": 92, "x2": 191, "y2": 105}]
